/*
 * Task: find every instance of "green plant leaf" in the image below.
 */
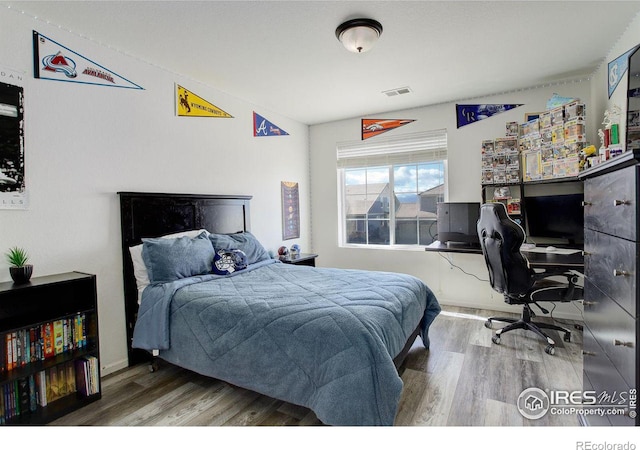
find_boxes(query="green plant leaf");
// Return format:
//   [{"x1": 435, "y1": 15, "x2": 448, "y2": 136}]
[{"x1": 5, "y1": 247, "x2": 29, "y2": 267}]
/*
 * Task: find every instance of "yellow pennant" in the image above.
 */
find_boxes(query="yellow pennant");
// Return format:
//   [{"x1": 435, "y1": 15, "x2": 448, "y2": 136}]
[{"x1": 175, "y1": 84, "x2": 233, "y2": 118}]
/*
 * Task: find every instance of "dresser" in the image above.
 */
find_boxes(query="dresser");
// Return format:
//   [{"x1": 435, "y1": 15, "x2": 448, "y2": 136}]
[{"x1": 579, "y1": 150, "x2": 640, "y2": 426}]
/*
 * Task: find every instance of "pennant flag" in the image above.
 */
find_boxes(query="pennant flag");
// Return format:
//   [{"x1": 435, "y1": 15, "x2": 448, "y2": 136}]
[
  {"x1": 175, "y1": 84, "x2": 233, "y2": 118},
  {"x1": 456, "y1": 104, "x2": 522, "y2": 128},
  {"x1": 361, "y1": 119, "x2": 415, "y2": 140},
  {"x1": 608, "y1": 45, "x2": 640, "y2": 98},
  {"x1": 253, "y1": 112, "x2": 289, "y2": 136},
  {"x1": 33, "y1": 31, "x2": 143, "y2": 90}
]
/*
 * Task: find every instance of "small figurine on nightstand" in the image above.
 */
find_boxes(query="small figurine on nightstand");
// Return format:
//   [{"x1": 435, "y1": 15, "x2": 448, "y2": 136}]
[
  {"x1": 290, "y1": 244, "x2": 301, "y2": 257},
  {"x1": 277, "y1": 246, "x2": 289, "y2": 260}
]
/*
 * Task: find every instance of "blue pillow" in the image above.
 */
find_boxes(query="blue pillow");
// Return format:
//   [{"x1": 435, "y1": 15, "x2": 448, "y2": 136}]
[
  {"x1": 142, "y1": 232, "x2": 214, "y2": 283},
  {"x1": 208, "y1": 231, "x2": 270, "y2": 265}
]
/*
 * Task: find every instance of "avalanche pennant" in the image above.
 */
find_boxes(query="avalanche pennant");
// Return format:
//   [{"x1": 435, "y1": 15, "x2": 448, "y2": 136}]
[
  {"x1": 361, "y1": 119, "x2": 415, "y2": 140},
  {"x1": 32, "y1": 31, "x2": 143, "y2": 90},
  {"x1": 608, "y1": 45, "x2": 640, "y2": 98},
  {"x1": 253, "y1": 112, "x2": 289, "y2": 136},
  {"x1": 176, "y1": 84, "x2": 233, "y2": 118},
  {"x1": 456, "y1": 104, "x2": 523, "y2": 128}
]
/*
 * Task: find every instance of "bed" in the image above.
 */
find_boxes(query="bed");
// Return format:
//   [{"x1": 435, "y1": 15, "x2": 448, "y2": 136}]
[{"x1": 118, "y1": 192, "x2": 441, "y2": 426}]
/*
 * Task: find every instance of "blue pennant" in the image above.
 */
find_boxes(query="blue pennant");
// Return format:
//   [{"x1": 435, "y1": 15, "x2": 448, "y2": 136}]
[{"x1": 253, "y1": 112, "x2": 289, "y2": 137}]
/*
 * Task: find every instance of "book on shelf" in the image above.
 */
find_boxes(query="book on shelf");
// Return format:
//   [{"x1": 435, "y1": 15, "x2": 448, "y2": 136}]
[
  {"x1": 53, "y1": 320, "x2": 64, "y2": 355},
  {"x1": 1, "y1": 313, "x2": 89, "y2": 373}
]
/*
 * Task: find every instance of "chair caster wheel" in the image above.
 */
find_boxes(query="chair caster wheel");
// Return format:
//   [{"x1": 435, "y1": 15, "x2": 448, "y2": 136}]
[
  {"x1": 484, "y1": 320, "x2": 492, "y2": 329},
  {"x1": 545, "y1": 345, "x2": 555, "y2": 355},
  {"x1": 491, "y1": 335, "x2": 501, "y2": 345},
  {"x1": 563, "y1": 332, "x2": 571, "y2": 342}
]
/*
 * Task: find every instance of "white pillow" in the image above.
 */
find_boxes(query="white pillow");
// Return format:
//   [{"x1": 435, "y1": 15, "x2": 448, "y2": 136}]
[{"x1": 129, "y1": 229, "x2": 209, "y2": 303}]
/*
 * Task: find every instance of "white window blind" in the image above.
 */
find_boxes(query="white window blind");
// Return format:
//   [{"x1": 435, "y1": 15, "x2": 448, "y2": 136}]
[{"x1": 336, "y1": 129, "x2": 448, "y2": 168}]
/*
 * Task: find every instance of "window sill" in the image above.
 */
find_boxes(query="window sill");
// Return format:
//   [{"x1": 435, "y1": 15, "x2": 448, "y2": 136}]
[{"x1": 339, "y1": 243, "x2": 429, "y2": 252}]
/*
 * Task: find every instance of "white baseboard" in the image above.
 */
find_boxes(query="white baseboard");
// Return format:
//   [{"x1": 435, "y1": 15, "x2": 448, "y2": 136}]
[
  {"x1": 101, "y1": 358, "x2": 129, "y2": 377},
  {"x1": 436, "y1": 296, "x2": 585, "y2": 322}
]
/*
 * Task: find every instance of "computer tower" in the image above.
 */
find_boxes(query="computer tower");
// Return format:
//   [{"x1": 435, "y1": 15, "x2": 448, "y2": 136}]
[{"x1": 436, "y1": 202, "x2": 481, "y2": 245}]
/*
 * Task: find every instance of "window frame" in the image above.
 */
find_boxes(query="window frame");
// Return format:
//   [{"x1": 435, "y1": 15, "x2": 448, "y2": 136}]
[{"x1": 336, "y1": 129, "x2": 448, "y2": 250}]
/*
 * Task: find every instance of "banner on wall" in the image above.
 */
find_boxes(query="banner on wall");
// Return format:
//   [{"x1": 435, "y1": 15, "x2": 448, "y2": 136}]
[
  {"x1": 0, "y1": 66, "x2": 28, "y2": 210},
  {"x1": 608, "y1": 45, "x2": 640, "y2": 98},
  {"x1": 253, "y1": 112, "x2": 289, "y2": 136},
  {"x1": 281, "y1": 181, "x2": 300, "y2": 240},
  {"x1": 176, "y1": 84, "x2": 233, "y2": 118},
  {"x1": 361, "y1": 119, "x2": 415, "y2": 140},
  {"x1": 33, "y1": 31, "x2": 143, "y2": 90},
  {"x1": 456, "y1": 104, "x2": 523, "y2": 128}
]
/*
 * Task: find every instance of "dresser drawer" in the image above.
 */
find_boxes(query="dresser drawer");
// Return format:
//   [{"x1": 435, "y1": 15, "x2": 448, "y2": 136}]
[
  {"x1": 583, "y1": 325, "x2": 636, "y2": 426},
  {"x1": 584, "y1": 229, "x2": 638, "y2": 317},
  {"x1": 584, "y1": 164, "x2": 639, "y2": 241},
  {"x1": 584, "y1": 279, "x2": 637, "y2": 390}
]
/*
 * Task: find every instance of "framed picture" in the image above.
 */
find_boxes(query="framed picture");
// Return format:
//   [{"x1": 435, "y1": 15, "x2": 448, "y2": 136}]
[
  {"x1": 281, "y1": 181, "x2": 300, "y2": 240},
  {"x1": 0, "y1": 80, "x2": 28, "y2": 209}
]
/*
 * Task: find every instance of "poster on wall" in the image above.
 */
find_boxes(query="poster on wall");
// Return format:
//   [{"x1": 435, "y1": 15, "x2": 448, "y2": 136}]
[
  {"x1": 456, "y1": 104, "x2": 523, "y2": 128},
  {"x1": 0, "y1": 66, "x2": 27, "y2": 210},
  {"x1": 176, "y1": 84, "x2": 233, "y2": 118},
  {"x1": 253, "y1": 112, "x2": 289, "y2": 136},
  {"x1": 361, "y1": 118, "x2": 414, "y2": 140},
  {"x1": 608, "y1": 45, "x2": 640, "y2": 98},
  {"x1": 33, "y1": 31, "x2": 144, "y2": 90},
  {"x1": 281, "y1": 181, "x2": 300, "y2": 240}
]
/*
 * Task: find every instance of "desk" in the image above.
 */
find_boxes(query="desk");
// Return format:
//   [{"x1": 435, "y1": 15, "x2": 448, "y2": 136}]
[{"x1": 424, "y1": 241, "x2": 584, "y2": 270}]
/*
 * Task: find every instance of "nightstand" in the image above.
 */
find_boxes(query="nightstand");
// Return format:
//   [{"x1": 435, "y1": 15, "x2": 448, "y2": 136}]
[{"x1": 279, "y1": 253, "x2": 318, "y2": 267}]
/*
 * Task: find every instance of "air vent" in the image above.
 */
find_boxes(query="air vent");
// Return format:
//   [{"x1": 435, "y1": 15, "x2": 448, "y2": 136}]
[{"x1": 382, "y1": 86, "x2": 412, "y2": 97}]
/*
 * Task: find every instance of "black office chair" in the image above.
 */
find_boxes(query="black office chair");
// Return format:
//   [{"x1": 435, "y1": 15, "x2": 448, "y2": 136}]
[{"x1": 476, "y1": 202, "x2": 583, "y2": 355}]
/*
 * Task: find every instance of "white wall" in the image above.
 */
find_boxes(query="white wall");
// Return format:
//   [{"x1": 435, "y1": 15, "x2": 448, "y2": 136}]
[
  {"x1": 591, "y1": 11, "x2": 640, "y2": 134},
  {"x1": 310, "y1": 82, "x2": 593, "y2": 320},
  {"x1": 0, "y1": 9, "x2": 310, "y2": 375}
]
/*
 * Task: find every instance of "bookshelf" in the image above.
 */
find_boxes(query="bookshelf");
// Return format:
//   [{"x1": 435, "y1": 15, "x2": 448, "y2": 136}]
[{"x1": 0, "y1": 272, "x2": 100, "y2": 424}]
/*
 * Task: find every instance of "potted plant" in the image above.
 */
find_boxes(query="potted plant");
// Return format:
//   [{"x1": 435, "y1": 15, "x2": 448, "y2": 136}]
[{"x1": 5, "y1": 247, "x2": 33, "y2": 284}]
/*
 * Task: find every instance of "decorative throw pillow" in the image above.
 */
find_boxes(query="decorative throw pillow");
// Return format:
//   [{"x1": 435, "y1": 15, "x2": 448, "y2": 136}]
[
  {"x1": 141, "y1": 232, "x2": 214, "y2": 284},
  {"x1": 212, "y1": 249, "x2": 248, "y2": 275},
  {"x1": 208, "y1": 231, "x2": 270, "y2": 265}
]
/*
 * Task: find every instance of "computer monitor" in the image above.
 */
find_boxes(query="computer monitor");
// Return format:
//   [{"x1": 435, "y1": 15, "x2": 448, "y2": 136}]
[
  {"x1": 523, "y1": 193, "x2": 584, "y2": 245},
  {"x1": 436, "y1": 202, "x2": 481, "y2": 245}
]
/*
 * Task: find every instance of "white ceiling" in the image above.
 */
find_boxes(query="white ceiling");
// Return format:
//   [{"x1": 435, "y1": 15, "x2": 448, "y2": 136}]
[{"x1": 4, "y1": 1, "x2": 640, "y2": 125}]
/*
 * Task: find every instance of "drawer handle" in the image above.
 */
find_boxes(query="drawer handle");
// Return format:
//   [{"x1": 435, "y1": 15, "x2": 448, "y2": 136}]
[
  {"x1": 582, "y1": 350, "x2": 597, "y2": 356},
  {"x1": 582, "y1": 201, "x2": 592, "y2": 207},
  {"x1": 613, "y1": 199, "x2": 631, "y2": 206},
  {"x1": 613, "y1": 269, "x2": 630, "y2": 277},
  {"x1": 613, "y1": 339, "x2": 634, "y2": 348}
]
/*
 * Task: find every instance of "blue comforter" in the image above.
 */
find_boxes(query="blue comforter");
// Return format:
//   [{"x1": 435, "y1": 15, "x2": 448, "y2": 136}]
[{"x1": 132, "y1": 260, "x2": 440, "y2": 426}]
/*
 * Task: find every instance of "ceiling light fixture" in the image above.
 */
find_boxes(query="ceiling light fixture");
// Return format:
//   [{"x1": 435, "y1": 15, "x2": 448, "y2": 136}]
[{"x1": 335, "y1": 18, "x2": 383, "y2": 53}]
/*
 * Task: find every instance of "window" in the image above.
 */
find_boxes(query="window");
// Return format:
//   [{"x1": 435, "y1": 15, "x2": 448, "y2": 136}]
[{"x1": 337, "y1": 129, "x2": 447, "y2": 247}]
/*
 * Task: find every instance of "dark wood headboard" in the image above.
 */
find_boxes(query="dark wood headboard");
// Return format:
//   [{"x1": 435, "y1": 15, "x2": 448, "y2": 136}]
[{"x1": 118, "y1": 192, "x2": 252, "y2": 366}]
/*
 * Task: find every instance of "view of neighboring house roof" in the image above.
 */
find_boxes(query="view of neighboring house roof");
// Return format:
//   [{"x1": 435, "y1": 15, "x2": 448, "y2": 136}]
[
  {"x1": 420, "y1": 183, "x2": 444, "y2": 196},
  {"x1": 396, "y1": 203, "x2": 437, "y2": 219},
  {"x1": 345, "y1": 183, "x2": 389, "y2": 216},
  {"x1": 345, "y1": 182, "x2": 443, "y2": 218}
]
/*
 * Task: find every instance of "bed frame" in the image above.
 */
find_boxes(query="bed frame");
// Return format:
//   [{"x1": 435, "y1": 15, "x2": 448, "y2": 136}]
[
  {"x1": 118, "y1": 191, "x2": 252, "y2": 366},
  {"x1": 118, "y1": 191, "x2": 420, "y2": 368}
]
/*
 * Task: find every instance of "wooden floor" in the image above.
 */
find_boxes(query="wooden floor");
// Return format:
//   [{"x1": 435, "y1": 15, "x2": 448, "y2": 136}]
[{"x1": 50, "y1": 304, "x2": 584, "y2": 426}]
